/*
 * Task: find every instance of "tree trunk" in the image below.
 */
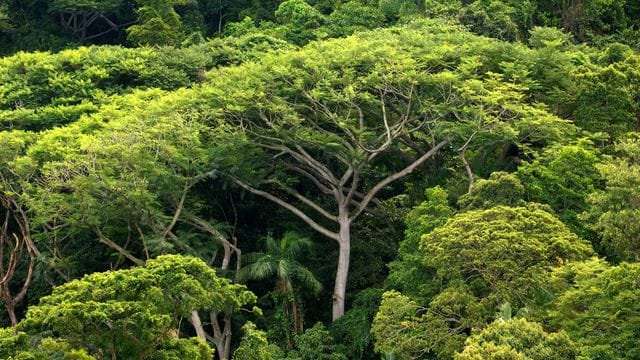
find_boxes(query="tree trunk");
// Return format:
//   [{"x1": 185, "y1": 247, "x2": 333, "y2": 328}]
[
  {"x1": 211, "y1": 311, "x2": 233, "y2": 360},
  {"x1": 222, "y1": 312, "x2": 232, "y2": 360},
  {"x1": 292, "y1": 295, "x2": 303, "y2": 333},
  {"x1": 332, "y1": 213, "x2": 351, "y2": 321},
  {"x1": 190, "y1": 310, "x2": 207, "y2": 341},
  {"x1": 6, "y1": 302, "x2": 17, "y2": 327}
]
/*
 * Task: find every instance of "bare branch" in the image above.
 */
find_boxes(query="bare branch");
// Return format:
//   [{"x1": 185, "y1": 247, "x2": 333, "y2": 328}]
[
  {"x1": 350, "y1": 139, "x2": 449, "y2": 221},
  {"x1": 285, "y1": 163, "x2": 333, "y2": 195},
  {"x1": 275, "y1": 182, "x2": 338, "y2": 222},
  {"x1": 231, "y1": 177, "x2": 339, "y2": 241},
  {"x1": 161, "y1": 180, "x2": 189, "y2": 240},
  {"x1": 94, "y1": 228, "x2": 144, "y2": 266}
]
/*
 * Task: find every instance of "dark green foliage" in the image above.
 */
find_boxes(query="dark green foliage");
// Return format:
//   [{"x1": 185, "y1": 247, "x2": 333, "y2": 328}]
[
  {"x1": 274, "y1": 0, "x2": 325, "y2": 45},
  {"x1": 386, "y1": 186, "x2": 453, "y2": 302},
  {"x1": 330, "y1": 288, "x2": 383, "y2": 359},
  {"x1": 517, "y1": 139, "x2": 601, "y2": 239},
  {"x1": 240, "y1": 232, "x2": 321, "y2": 344},
  {"x1": 0, "y1": 4, "x2": 12, "y2": 32},
  {"x1": 378, "y1": 0, "x2": 417, "y2": 20},
  {"x1": 325, "y1": 1, "x2": 385, "y2": 37},
  {"x1": 50, "y1": 0, "x2": 124, "y2": 12},
  {"x1": 289, "y1": 322, "x2": 347, "y2": 360},
  {"x1": 549, "y1": 262, "x2": 640, "y2": 359}
]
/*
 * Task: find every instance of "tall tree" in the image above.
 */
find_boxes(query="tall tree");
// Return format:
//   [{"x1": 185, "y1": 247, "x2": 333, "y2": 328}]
[{"x1": 209, "y1": 25, "x2": 572, "y2": 320}]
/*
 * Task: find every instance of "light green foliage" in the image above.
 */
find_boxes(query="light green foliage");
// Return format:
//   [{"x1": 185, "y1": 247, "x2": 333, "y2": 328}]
[
  {"x1": 458, "y1": 172, "x2": 525, "y2": 210},
  {"x1": 517, "y1": 139, "x2": 601, "y2": 238},
  {"x1": 386, "y1": 186, "x2": 453, "y2": 302},
  {"x1": 580, "y1": 133, "x2": 640, "y2": 262},
  {"x1": 16, "y1": 91, "x2": 209, "y2": 266},
  {"x1": 423, "y1": 204, "x2": 593, "y2": 306},
  {"x1": 455, "y1": 318, "x2": 578, "y2": 360},
  {"x1": 372, "y1": 290, "x2": 466, "y2": 359},
  {"x1": 18, "y1": 255, "x2": 253, "y2": 359},
  {"x1": 528, "y1": 26, "x2": 573, "y2": 49},
  {"x1": 127, "y1": 0, "x2": 189, "y2": 46},
  {"x1": 0, "y1": 45, "x2": 209, "y2": 130},
  {"x1": 0, "y1": 328, "x2": 96, "y2": 359},
  {"x1": 549, "y1": 261, "x2": 640, "y2": 359},
  {"x1": 224, "y1": 16, "x2": 259, "y2": 37},
  {"x1": 375, "y1": 204, "x2": 593, "y2": 359},
  {"x1": 233, "y1": 322, "x2": 284, "y2": 360},
  {"x1": 423, "y1": 0, "x2": 462, "y2": 18}
]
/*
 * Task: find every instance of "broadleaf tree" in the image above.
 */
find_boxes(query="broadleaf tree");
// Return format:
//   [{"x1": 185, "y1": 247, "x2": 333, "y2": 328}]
[{"x1": 207, "y1": 24, "x2": 574, "y2": 320}]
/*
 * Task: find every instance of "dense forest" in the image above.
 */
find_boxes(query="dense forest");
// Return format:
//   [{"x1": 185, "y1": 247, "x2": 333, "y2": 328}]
[{"x1": 1, "y1": 0, "x2": 640, "y2": 359}]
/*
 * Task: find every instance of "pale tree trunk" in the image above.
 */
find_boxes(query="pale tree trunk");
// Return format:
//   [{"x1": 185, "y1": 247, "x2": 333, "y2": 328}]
[
  {"x1": 230, "y1": 140, "x2": 449, "y2": 322},
  {"x1": 183, "y1": 213, "x2": 240, "y2": 359},
  {"x1": 332, "y1": 211, "x2": 351, "y2": 321},
  {"x1": 190, "y1": 310, "x2": 207, "y2": 340},
  {"x1": 209, "y1": 311, "x2": 233, "y2": 360}
]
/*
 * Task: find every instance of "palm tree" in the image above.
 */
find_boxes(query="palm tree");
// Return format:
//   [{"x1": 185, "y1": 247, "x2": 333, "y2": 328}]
[{"x1": 240, "y1": 231, "x2": 322, "y2": 346}]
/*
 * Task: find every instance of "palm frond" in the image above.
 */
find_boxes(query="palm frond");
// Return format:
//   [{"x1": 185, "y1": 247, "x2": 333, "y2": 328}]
[
  {"x1": 281, "y1": 231, "x2": 313, "y2": 259},
  {"x1": 239, "y1": 256, "x2": 276, "y2": 282},
  {"x1": 292, "y1": 264, "x2": 322, "y2": 295},
  {"x1": 276, "y1": 259, "x2": 291, "y2": 283}
]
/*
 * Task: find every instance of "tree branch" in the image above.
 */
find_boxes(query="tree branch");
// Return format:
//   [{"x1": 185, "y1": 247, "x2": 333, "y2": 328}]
[
  {"x1": 350, "y1": 139, "x2": 449, "y2": 221},
  {"x1": 231, "y1": 177, "x2": 339, "y2": 241},
  {"x1": 94, "y1": 228, "x2": 144, "y2": 266},
  {"x1": 275, "y1": 182, "x2": 338, "y2": 222}
]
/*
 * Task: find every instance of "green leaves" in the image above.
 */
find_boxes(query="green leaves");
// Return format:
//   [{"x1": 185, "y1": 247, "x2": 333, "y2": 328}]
[
  {"x1": 423, "y1": 205, "x2": 593, "y2": 300},
  {"x1": 376, "y1": 201, "x2": 594, "y2": 359},
  {"x1": 456, "y1": 318, "x2": 578, "y2": 360},
  {"x1": 580, "y1": 134, "x2": 640, "y2": 262},
  {"x1": 17, "y1": 255, "x2": 253, "y2": 359},
  {"x1": 548, "y1": 261, "x2": 640, "y2": 359}
]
